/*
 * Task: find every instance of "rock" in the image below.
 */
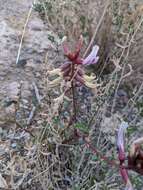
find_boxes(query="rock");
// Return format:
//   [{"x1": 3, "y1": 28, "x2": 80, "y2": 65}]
[
  {"x1": 24, "y1": 30, "x2": 54, "y2": 54},
  {"x1": 7, "y1": 81, "x2": 20, "y2": 102},
  {"x1": 26, "y1": 59, "x2": 36, "y2": 69},
  {"x1": 28, "y1": 17, "x2": 45, "y2": 31},
  {"x1": 11, "y1": 142, "x2": 17, "y2": 149},
  {"x1": 0, "y1": 103, "x2": 16, "y2": 126},
  {"x1": 20, "y1": 81, "x2": 32, "y2": 99},
  {"x1": 0, "y1": 0, "x2": 58, "y2": 112},
  {"x1": 0, "y1": 20, "x2": 16, "y2": 37}
]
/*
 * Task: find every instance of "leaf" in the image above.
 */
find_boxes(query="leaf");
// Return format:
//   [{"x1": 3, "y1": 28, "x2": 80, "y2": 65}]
[
  {"x1": 0, "y1": 174, "x2": 8, "y2": 189},
  {"x1": 74, "y1": 123, "x2": 89, "y2": 133}
]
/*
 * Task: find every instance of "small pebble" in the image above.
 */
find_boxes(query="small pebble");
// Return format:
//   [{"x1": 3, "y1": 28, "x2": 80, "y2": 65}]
[{"x1": 11, "y1": 143, "x2": 17, "y2": 149}]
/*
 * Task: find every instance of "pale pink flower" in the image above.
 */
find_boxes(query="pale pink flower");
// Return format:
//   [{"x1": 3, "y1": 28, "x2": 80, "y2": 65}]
[
  {"x1": 83, "y1": 45, "x2": 99, "y2": 65},
  {"x1": 117, "y1": 122, "x2": 133, "y2": 190}
]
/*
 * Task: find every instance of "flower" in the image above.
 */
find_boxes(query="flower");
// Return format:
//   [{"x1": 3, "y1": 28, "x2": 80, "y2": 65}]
[
  {"x1": 48, "y1": 77, "x2": 63, "y2": 88},
  {"x1": 117, "y1": 122, "x2": 133, "y2": 190},
  {"x1": 48, "y1": 36, "x2": 100, "y2": 89},
  {"x1": 62, "y1": 35, "x2": 99, "y2": 66},
  {"x1": 83, "y1": 74, "x2": 96, "y2": 82},
  {"x1": 62, "y1": 35, "x2": 83, "y2": 65},
  {"x1": 82, "y1": 45, "x2": 99, "y2": 65},
  {"x1": 48, "y1": 68, "x2": 62, "y2": 76},
  {"x1": 47, "y1": 68, "x2": 63, "y2": 87},
  {"x1": 117, "y1": 122, "x2": 128, "y2": 162}
]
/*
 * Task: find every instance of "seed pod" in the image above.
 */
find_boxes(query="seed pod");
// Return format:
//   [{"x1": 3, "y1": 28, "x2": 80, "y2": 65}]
[
  {"x1": 48, "y1": 68, "x2": 62, "y2": 76},
  {"x1": 48, "y1": 77, "x2": 62, "y2": 87}
]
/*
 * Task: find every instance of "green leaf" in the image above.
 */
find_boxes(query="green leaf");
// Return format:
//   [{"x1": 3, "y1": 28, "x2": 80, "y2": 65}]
[{"x1": 74, "y1": 123, "x2": 89, "y2": 133}]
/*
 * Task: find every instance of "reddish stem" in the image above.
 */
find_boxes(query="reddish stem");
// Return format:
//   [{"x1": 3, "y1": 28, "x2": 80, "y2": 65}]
[
  {"x1": 71, "y1": 62, "x2": 77, "y2": 123},
  {"x1": 83, "y1": 136, "x2": 120, "y2": 168}
]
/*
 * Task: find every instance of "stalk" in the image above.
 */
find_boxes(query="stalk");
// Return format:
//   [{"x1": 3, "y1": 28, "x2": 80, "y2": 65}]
[{"x1": 71, "y1": 62, "x2": 77, "y2": 123}]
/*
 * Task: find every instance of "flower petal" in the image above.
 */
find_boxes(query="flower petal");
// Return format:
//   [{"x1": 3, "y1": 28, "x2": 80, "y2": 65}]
[
  {"x1": 48, "y1": 77, "x2": 62, "y2": 87},
  {"x1": 117, "y1": 122, "x2": 133, "y2": 189},
  {"x1": 83, "y1": 74, "x2": 96, "y2": 82},
  {"x1": 48, "y1": 68, "x2": 62, "y2": 76},
  {"x1": 83, "y1": 45, "x2": 99, "y2": 65},
  {"x1": 84, "y1": 81, "x2": 96, "y2": 89},
  {"x1": 117, "y1": 122, "x2": 128, "y2": 161}
]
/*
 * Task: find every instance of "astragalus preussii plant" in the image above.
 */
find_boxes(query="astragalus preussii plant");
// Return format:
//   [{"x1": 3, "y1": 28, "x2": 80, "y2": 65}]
[
  {"x1": 47, "y1": 35, "x2": 100, "y2": 123},
  {"x1": 45, "y1": 35, "x2": 143, "y2": 189},
  {"x1": 48, "y1": 35, "x2": 99, "y2": 89}
]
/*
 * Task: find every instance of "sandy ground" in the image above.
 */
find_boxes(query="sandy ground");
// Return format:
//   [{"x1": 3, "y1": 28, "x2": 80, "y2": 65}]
[{"x1": 0, "y1": 0, "x2": 55, "y2": 127}]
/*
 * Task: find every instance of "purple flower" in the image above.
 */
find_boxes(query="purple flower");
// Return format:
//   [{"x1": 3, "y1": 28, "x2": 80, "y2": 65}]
[
  {"x1": 117, "y1": 122, "x2": 128, "y2": 161},
  {"x1": 60, "y1": 36, "x2": 99, "y2": 88},
  {"x1": 117, "y1": 122, "x2": 133, "y2": 190},
  {"x1": 83, "y1": 45, "x2": 99, "y2": 65}
]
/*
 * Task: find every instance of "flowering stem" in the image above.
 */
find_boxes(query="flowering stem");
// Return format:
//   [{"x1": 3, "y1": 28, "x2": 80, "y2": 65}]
[
  {"x1": 71, "y1": 82, "x2": 77, "y2": 121},
  {"x1": 71, "y1": 63, "x2": 77, "y2": 123}
]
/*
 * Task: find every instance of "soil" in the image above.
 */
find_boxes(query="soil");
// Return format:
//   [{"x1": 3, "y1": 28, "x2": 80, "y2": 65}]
[{"x1": 0, "y1": 0, "x2": 57, "y2": 127}]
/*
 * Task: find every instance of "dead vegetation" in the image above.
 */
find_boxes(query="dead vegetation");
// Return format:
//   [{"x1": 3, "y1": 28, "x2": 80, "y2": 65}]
[{"x1": 0, "y1": 0, "x2": 143, "y2": 190}]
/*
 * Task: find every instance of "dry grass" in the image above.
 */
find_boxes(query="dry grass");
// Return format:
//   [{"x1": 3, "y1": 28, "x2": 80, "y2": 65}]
[{"x1": 1, "y1": 0, "x2": 143, "y2": 190}]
